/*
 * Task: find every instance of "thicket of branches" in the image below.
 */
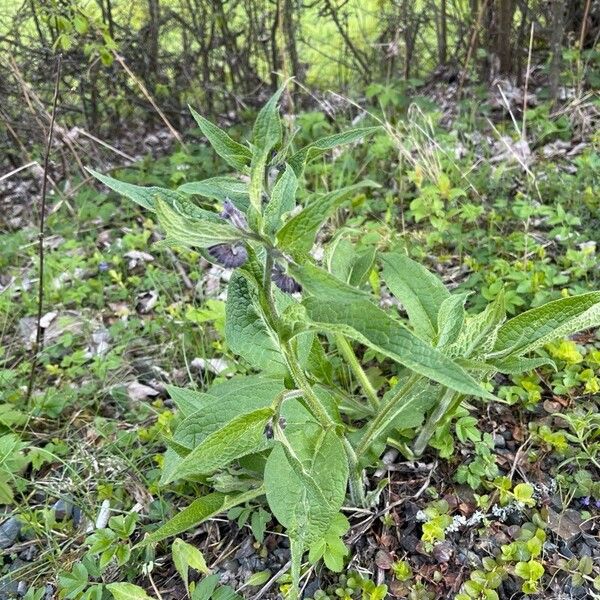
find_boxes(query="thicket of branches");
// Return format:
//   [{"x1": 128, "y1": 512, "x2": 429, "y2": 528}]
[{"x1": 0, "y1": 0, "x2": 598, "y2": 166}]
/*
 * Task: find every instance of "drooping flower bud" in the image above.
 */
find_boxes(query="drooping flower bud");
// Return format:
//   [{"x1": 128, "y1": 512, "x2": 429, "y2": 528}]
[
  {"x1": 271, "y1": 263, "x2": 302, "y2": 294},
  {"x1": 220, "y1": 199, "x2": 248, "y2": 231},
  {"x1": 207, "y1": 243, "x2": 248, "y2": 268}
]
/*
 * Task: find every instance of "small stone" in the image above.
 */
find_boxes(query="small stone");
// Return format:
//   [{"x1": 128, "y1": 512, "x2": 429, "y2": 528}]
[
  {"x1": 547, "y1": 509, "x2": 586, "y2": 542},
  {"x1": 493, "y1": 434, "x2": 506, "y2": 448},
  {"x1": 432, "y1": 541, "x2": 453, "y2": 563},
  {"x1": 52, "y1": 498, "x2": 73, "y2": 521},
  {"x1": 221, "y1": 558, "x2": 240, "y2": 574},
  {"x1": 0, "y1": 516, "x2": 21, "y2": 549}
]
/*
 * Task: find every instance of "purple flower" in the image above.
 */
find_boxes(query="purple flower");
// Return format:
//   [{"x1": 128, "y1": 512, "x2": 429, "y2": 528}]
[
  {"x1": 271, "y1": 263, "x2": 301, "y2": 294},
  {"x1": 580, "y1": 496, "x2": 591, "y2": 507},
  {"x1": 207, "y1": 243, "x2": 248, "y2": 268},
  {"x1": 220, "y1": 199, "x2": 248, "y2": 231},
  {"x1": 98, "y1": 262, "x2": 109, "y2": 272},
  {"x1": 595, "y1": 499, "x2": 600, "y2": 509}
]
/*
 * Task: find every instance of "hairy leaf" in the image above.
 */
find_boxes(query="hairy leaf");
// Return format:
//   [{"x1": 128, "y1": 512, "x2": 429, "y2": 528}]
[
  {"x1": 189, "y1": 106, "x2": 252, "y2": 171},
  {"x1": 492, "y1": 292, "x2": 600, "y2": 357},
  {"x1": 155, "y1": 199, "x2": 241, "y2": 248},
  {"x1": 177, "y1": 176, "x2": 249, "y2": 211},
  {"x1": 264, "y1": 424, "x2": 348, "y2": 591},
  {"x1": 380, "y1": 250, "x2": 450, "y2": 340},
  {"x1": 249, "y1": 84, "x2": 285, "y2": 212},
  {"x1": 140, "y1": 488, "x2": 265, "y2": 546},
  {"x1": 436, "y1": 293, "x2": 468, "y2": 349},
  {"x1": 276, "y1": 181, "x2": 378, "y2": 259},
  {"x1": 299, "y1": 298, "x2": 494, "y2": 399},
  {"x1": 264, "y1": 164, "x2": 298, "y2": 236},
  {"x1": 225, "y1": 272, "x2": 287, "y2": 373},
  {"x1": 288, "y1": 127, "x2": 380, "y2": 176},
  {"x1": 455, "y1": 293, "x2": 506, "y2": 358},
  {"x1": 164, "y1": 408, "x2": 274, "y2": 483},
  {"x1": 88, "y1": 168, "x2": 179, "y2": 212}
]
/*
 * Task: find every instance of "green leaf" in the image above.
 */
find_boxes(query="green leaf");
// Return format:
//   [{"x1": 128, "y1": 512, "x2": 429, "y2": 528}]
[
  {"x1": 140, "y1": 487, "x2": 265, "y2": 546},
  {"x1": 265, "y1": 424, "x2": 348, "y2": 541},
  {"x1": 172, "y1": 538, "x2": 210, "y2": 591},
  {"x1": 289, "y1": 262, "x2": 371, "y2": 302},
  {"x1": 263, "y1": 164, "x2": 298, "y2": 236},
  {"x1": 155, "y1": 198, "x2": 241, "y2": 249},
  {"x1": 276, "y1": 181, "x2": 378, "y2": 259},
  {"x1": 163, "y1": 408, "x2": 274, "y2": 483},
  {"x1": 492, "y1": 292, "x2": 600, "y2": 358},
  {"x1": 487, "y1": 355, "x2": 556, "y2": 374},
  {"x1": 515, "y1": 559, "x2": 544, "y2": 581},
  {"x1": 437, "y1": 293, "x2": 468, "y2": 349},
  {"x1": 177, "y1": 177, "x2": 249, "y2": 211},
  {"x1": 455, "y1": 293, "x2": 506, "y2": 358},
  {"x1": 288, "y1": 127, "x2": 380, "y2": 176},
  {"x1": 189, "y1": 106, "x2": 252, "y2": 171},
  {"x1": 264, "y1": 424, "x2": 348, "y2": 595},
  {"x1": 106, "y1": 583, "x2": 154, "y2": 600},
  {"x1": 252, "y1": 84, "x2": 285, "y2": 157},
  {"x1": 455, "y1": 416, "x2": 480, "y2": 444},
  {"x1": 380, "y1": 250, "x2": 450, "y2": 340},
  {"x1": 249, "y1": 84, "x2": 286, "y2": 213},
  {"x1": 165, "y1": 386, "x2": 212, "y2": 417},
  {"x1": 87, "y1": 168, "x2": 180, "y2": 212},
  {"x1": 327, "y1": 237, "x2": 376, "y2": 287},
  {"x1": 225, "y1": 273, "x2": 287, "y2": 373},
  {"x1": 297, "y1": 298, "x2": 494, "y2": 400},
  {"x1": 58, "y1": 563, "x2": 89, "y2": 599}
]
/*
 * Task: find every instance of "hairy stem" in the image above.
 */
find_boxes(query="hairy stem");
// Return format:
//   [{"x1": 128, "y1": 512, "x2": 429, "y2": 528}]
[
  {"x1": 335, "y1": 334, "x2": 380, "y2": 410},
  {"x1": 412, "y1": 389, "x2": 462, "y2": 457},
  {"x1": 355, "y1": 374, "x2": 422, "y2": 460}
]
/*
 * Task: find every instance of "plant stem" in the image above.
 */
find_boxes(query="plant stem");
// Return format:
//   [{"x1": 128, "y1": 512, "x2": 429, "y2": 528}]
[
  {"x1": 26, "y1": 54, "x2": 61, "y2": 401},
  {"x1": 355, "y1": 374, "x2": 422, "y2": 460},
  {"x1": 412, "y1": 389, "x2": 462, "y2": 457},
  {"x1": 335, "y1": 334, "x2": 380, "y2": 410}
]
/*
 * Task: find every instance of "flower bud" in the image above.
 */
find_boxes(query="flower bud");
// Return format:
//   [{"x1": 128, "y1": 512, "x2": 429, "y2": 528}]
[
  {"x1": 220, "y1": 199, "x2": 248, "y2": 231},
  {"x1": 271, "y1": 263, "x2": 302, "y2": 294},
  {"x1": 207, "y1": 243, "x2": 248, "y2": 268}
]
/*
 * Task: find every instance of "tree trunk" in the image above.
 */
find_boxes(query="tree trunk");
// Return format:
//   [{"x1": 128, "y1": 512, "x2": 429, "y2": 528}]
[
  {"x1": 438, "y1": 0, "x2": 448, "y2": 66},
  {"x1": 496, "y1": 0, "x2": 516, "y2": 74},
  {"x1": 549, "y1": 0, "x2": 565, "y2": 101}
]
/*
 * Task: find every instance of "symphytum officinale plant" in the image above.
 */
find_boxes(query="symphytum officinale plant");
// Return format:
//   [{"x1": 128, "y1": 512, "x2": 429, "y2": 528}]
[{"x1": 89, "y1": 85, "x2": 600, "y2": 597}]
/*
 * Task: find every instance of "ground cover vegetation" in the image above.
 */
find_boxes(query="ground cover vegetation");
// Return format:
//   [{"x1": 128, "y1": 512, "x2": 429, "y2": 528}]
[{"x1": 1, "y1": 1, "x2": 600, "y2": 599}]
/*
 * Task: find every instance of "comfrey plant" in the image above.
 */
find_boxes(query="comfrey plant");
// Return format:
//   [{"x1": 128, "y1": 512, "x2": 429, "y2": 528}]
[{"x1": 89, "y1": 87, "x2": 600, "y2": 597}]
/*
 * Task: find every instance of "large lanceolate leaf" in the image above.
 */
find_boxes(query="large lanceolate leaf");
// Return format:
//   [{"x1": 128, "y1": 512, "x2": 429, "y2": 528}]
[
  {"x1": 225, "y1": 273, "x2": 287, "y2": 373},
  {"x1": 327, "y1": 238, "x2": 376, "y2": 288},
  {"x1": 249, "y1": 85, "x2": 285, "y2": 213},
  {"x1": 299, "y1": 298, "x2": 494, "y2": 400},
  {"x1": 189, "y1": 106, "x2": 252, "y2": 171},
  {"x1": 161, "y1": 376, "x2": 314, "y2": 484},
  {"x1": 276, "y1": 181, "x2": 378, "y2": 259},
  {"x1": 288, "y1": 127, "x2": 380, "y2": 176},
  {"x1": 165, "y1": 385, "x2": 212, "y2": 417},
  {"x1": 263, "y1": 164, "x2": 298, "y2": 236},
  {"x1": 380, "y1": 250, "x2": 450, "y2": 340},
  {"x1": 161, "y1": 377, "x2": 284, "y2": 483},
  {"x1": 162, "y1": 408, "x2": 274, "y2": 483},
  {"x1": 264, "y1": 424, "x2": 348, "y2": 592},
  {"x1": 492, "y1": 292, "x2": 600, "y2": 358},
  {"x1": 289, "y1": 262, "x2": 371, "y2": 302},
  {"x1": 436, "y1": 293, "x2": 468, "y2": 349},
  {"x1": 88, "y1": 168, "x2": 180, "y2": 212},
  {"x1": 455, "y1": 293, "x2": 506, "y2": 358},
  {"x1": 155, "y1": 199, "x2": 241, "y2": 248},
  {"x1": 177, "y1": 176, "x2": 249, "y2": 211},
  {"x1": 140, "y1": 487, "x2": 265, "y2": 546}
]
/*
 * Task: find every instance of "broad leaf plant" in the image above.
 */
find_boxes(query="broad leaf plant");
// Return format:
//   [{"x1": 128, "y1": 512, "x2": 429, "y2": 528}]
[{"x1": 89, "y1": 87, "x2": 600, "y2": 597}]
